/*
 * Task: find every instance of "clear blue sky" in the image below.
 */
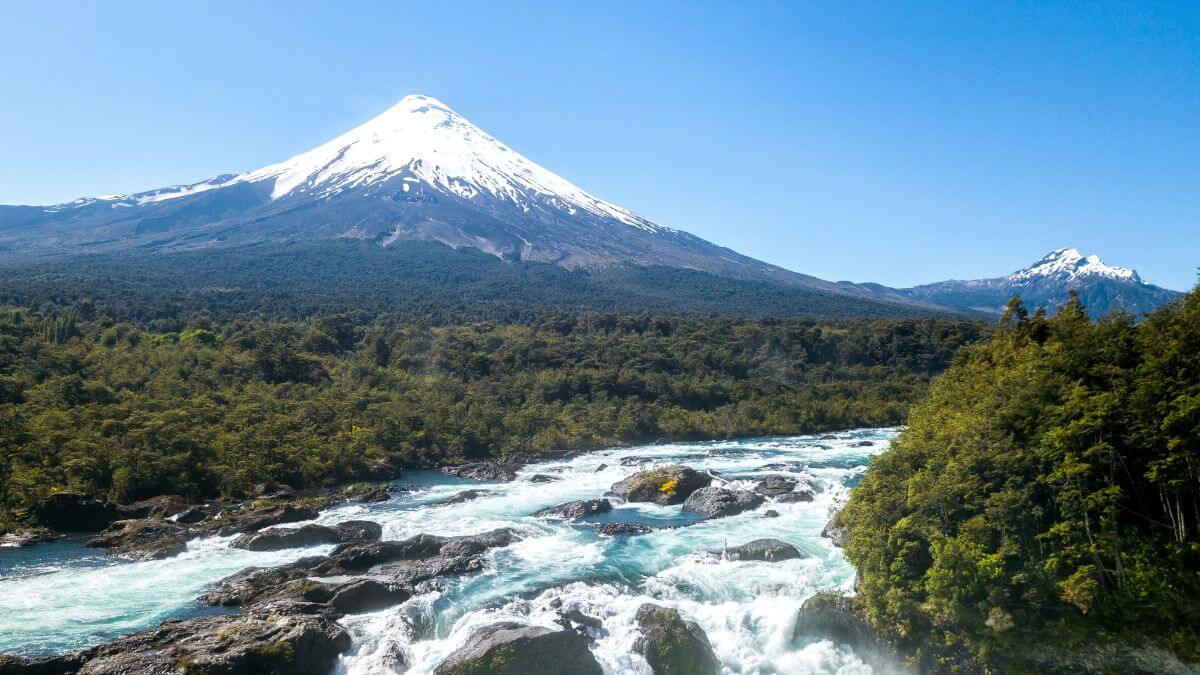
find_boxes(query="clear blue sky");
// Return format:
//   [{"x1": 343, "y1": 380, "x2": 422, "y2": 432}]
[{"x1": 2, "y1": 1, "x2": 1197, "y2": 290}]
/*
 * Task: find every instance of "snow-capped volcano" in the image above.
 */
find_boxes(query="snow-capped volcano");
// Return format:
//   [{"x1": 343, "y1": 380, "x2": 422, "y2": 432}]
[
  {"x1": 0, "y1": 94, "x2": 828, "y2": 285},
  {"x1": 1009, "y1": 247, "x2": 1139, "y2": 283},
  {"x1": 900, "y1": 247, "x2": 1179, "y2": 318},
  {"x1": 238, "y1": 95, "x2": 663, "y2": 232}
]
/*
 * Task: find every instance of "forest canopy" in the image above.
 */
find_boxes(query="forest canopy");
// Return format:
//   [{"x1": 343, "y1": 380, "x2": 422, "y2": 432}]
[
  {"x1": 0, "y1": 308, "x2": 983, "y2": 528},
  {"x1": 843, "y1": 289, "x2": 1200, "y2": 666}
]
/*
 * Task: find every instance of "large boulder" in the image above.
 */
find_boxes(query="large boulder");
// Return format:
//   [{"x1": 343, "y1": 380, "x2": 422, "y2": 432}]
[
  {"x1": 727, "y1": 538, "x2": 803, "y2": 562},
  {"x1": 793, "y1": 593, "x2": 883, "y2": 657},
  {"x1": 681, "y1": 487, "x2": 763, "y2": 518},
  {"x1": 634, "y1": 604, "x2": 720, "y2": 675},
  {"x1": 33, "y1": 491, "x2": 119, "y2": 532},
  {"x1": 533, "y1": 499, "x2": 612, "y2": 520},
  {"x1": 61, "y1": 608, "x2": 351, "y2": 674},
  {"x1": 328, "y1": 578, "x2": 412, "y2": 614},
  {"x1": 86, "y1": 519, "x2": 189, "y2": 560},
  {"x1": 610, "y1": 466, "x2": 711, "y2": 505},
  {"x1": 231, "y1": 520, "x2": 382, "y2": 551},
  {"x1": 433, "y1": 621, "x2": 602, "y2": 675},
  {"x1": 751, "y1": 475, "x2": 797, "y2": 497}
]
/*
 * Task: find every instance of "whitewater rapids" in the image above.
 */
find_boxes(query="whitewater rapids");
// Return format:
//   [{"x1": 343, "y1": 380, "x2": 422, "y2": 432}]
[{"x1": 0, "y1": 429, "x2": 898, "y2": 674}]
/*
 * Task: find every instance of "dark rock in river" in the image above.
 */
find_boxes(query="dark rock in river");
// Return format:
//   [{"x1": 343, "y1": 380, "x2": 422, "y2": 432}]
[
  {"x1": 593, "y1": 522, "x2": 656, "y2": 536},
  {"x1": 728, "y1": 538, "x2": 803, "y2": 562},
  {"x1": 681, "y1": 487, "x2": 764, "y2": 518},
  {"x1": 64, "y1": 606, "x2": 350, "y2": 674},
  {"x1": 433, "y1": 621, "x2": 602, "y2": 675},
  {"x1": 610, "y1": 465, "x2": 711, "y2": 505},
  {"x1": 442, "y1": 489, "x2": 491, "y2": 504},
  {"x1": 851, "y1": 440, "x2": 875, "y2": 447},
  {"x1": 533, "y1": 499, "x2": 613, "y2": 520},
  {"x1": 231, "y1": 520, "x2": 382, "y2": 551},
  {"x1": 634, "y1": 604, "x2": 720, "y2": 675},
  {"x1": 762, "y1": 510, "x2": 780, "y2": 518},
  {"x1": 441, "y1": 461, "x2": 522, "y2": 482},
  {"x1": 0, "y1": 527, "x2": 56, "y2": 547},
  {"x1": 773, "y1": 489, "x2": 816, "y2": 503},
  {"x1": 527, "y1": 473, "x2": 561, "y2": 483},
  {"x1": 86, "y1": 519, "x2": 189, "y2": 560},
  {"x1": 794, "y1": 593, "x2": 886, "y2": 658},
  {"x1": 202, "y1": 557, "x2": 329, "y2": 607},
  {"x1": 33, "y1": 491, "x2": 119, "y2": 532},
  {"x1": 751, "y1": 474, "x2": 798, "y2": 497},
  {"x1": 329, "y1": 577, "x2": 412, "y2": 614}
]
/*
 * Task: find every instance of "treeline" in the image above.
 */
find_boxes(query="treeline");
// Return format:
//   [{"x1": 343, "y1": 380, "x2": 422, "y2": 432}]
[
  {"x1": 0, "y1": 240, "x2": 966, "y2": 326},
  {"x1": 0, "y1": 309, "x2": 984, "y2": 528},
  {"x1": 844, "y1": 289, "x2": 1200, "y2": 666}
]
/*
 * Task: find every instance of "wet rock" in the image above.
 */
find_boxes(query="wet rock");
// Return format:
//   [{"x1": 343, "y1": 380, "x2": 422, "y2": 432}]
[
  {"x1": 86, "y1": 519, "x2": 189, "y2": 560},
  {"x1": 443, "y1": 489, "x2": 491, "y2": 504},
  {"x1": 62, "y1": 607, "x2": 351, "y2": 674},
  {"x1": 774, "y1": 489, "x2": 816, "y2": 503},
  {"x1": 325, "y1": 528, "x2": 522, "y2": 574},
  {"x1": 329, "y1": 578, "x2": 412, "y2": 614},
  {"x1": 793, "y1": 593, "x2": 882, "y2": 655},
  {"x1": 821, "y1": 511, "x2": 850, "y2": 547},
  {"x1": 851, "y1": 440, "x2": 875, "y2": 447},
  {"x1": 610, "y1": 465, "x2": 711, "y2": 505},
  {"x1": 762, "y1": 510, "x2": 780, "y2": 518},
  {"x1": 201, "y1": 557, "x2": 328, "y2": 607},
  {"x1": 441, "y1": 461, "x2": 521, "y2": 482},
  {"x1": 593, "y1": 522, "x2": 656, "y2": 536},
  {"x1": 751, "y1": 475, "x2": 797, "y2": 497},
  {"x1": 681, "y1": 487, "x2": 764, "y2": 518},
  {"x1": 433, "y1": 621, "x2": 602, "y2": 675},
  {"x1": 617, "y1": 456, "x2": 646, "y2": 467},
  {"x1": 215, "y1": 504, "x2": 320, "y2": 536},
  {"x1": 594, "y1": 463, "x2": 608, "y2": 472},
  {"x1": 231, "y1": 520, "x2": 381, "y2": 552},
  {"x1": 533, "y1": 499, "x2": 612, "y2": 520},
  {"x1": 527, "y1": 474, "x2": 561, "y2": 483},
  {"x1": 33, "y1": 491, "x2": 119, "y2": 532},
  {"x1": 728, "y1": 538, "x2": 803, "y2": 562},
  {"x1": 634, "y1": 604, "x2": 720, "y2": 675},
  {"x1": 560, "y1": 608, "x2": 603, "y2": 630},
  {"x1": 0, "y1": 528, "x2": 57, "y2": 547}
]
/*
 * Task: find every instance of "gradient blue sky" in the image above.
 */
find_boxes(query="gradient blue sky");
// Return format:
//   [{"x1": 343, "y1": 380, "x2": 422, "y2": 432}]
[{"x1": 2, "y1": 1, "x2": 1197, "y2": 289}]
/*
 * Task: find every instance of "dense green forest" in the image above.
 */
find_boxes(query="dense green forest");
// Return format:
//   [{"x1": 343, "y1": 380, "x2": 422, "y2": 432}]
[
  {"x1": 0, "y1": 241, "x2": 966, "y2": 325},
  {"x1": 844, "y1": 288, "x2": 1200, "y2": 667},
  {"x1": 0, "y1": 308, "x2": 983, "y2": 528}
]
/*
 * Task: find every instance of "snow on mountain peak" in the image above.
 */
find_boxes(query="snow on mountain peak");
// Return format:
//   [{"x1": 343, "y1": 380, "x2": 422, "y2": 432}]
[
  {"x1": 239, "y1": 94, "x2": 665, "y2": 232},
  {"x1": 1010, "y1": 247, "x2": 1138, "y2": 283}
]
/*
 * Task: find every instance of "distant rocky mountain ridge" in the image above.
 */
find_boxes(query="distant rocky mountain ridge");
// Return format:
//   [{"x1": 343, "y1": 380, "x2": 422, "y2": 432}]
[{"x1": 896, "y1": 247, "x2": 1182, "y2": 318}]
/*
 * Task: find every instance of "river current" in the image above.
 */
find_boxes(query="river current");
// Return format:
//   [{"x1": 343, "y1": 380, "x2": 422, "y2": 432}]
[{"x1": 0, "y1": 428, "x2": 898, "y2": 674}]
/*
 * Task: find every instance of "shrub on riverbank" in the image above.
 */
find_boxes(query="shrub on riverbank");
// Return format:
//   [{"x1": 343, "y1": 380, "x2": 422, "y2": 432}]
[{"x1": 843, "y1": 289, "x2": 1200, "y2": 667}]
